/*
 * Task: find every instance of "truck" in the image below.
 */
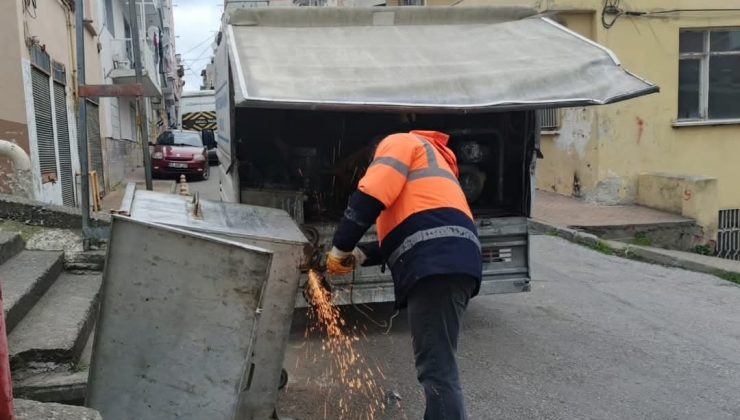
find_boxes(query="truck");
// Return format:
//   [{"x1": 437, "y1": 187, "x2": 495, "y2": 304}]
[
  {"x1": 214, "y1": 6, "x2": 658, "y2": 306},
  {"x1": 180, "y1": 90, "x2": 219, "y2": 163}
]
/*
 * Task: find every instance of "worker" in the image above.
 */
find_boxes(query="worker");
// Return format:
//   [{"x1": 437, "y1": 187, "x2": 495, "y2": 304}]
[{"x1": 327, "y1": 130, "x2": 482, "y2": 420}]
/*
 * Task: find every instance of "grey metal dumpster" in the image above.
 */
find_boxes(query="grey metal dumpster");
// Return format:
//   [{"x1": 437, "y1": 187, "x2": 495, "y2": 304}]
[
  {"x1": 127, "y1": 190, "x2": 309, "y2": 419},
  {"x1": 87, "y1": 216, "x2": 273, "y2": 420}
]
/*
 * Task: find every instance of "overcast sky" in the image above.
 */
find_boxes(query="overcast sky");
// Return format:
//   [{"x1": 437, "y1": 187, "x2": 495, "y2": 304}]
[{"x1": 173, "y1": 0, "x2": 223, "y2": 92}]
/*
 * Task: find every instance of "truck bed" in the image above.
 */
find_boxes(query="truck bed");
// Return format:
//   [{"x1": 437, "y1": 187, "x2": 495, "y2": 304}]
[{"x1": 295, "y1": 216, "x2": 530, "y2": 307}]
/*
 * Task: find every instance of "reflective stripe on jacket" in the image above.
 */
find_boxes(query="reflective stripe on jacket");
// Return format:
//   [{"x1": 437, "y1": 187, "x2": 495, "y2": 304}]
[
  {"x1": 356, "y1": 131, "x2": 482, "y2": 306},
  {"x1": 358, "y1": 131, "x2": 474, "y2": 243}
]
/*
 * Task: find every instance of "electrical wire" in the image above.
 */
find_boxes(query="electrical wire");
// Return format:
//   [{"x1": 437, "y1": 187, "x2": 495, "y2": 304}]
[
  {"x1": 179, "y1": 35, "x2": 215, "y2": 55},
  {"x1": 23, "y1": 0, "x2": 38, "y2": 19},
  {"x1": 646, "y1": 8, "x2": 740, "y2": 15},
  {"x1": 601, "y1": 0, "x2": 623, "y2": 29},
  {"x1": 349, "y1": 270, "x2": 400, "y2": 334},
  {"x1": 601, "y1": 1, "x2": 740, "y2": 29}
]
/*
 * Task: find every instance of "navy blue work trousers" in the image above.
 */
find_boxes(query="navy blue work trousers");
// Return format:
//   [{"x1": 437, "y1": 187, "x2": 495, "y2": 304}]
[{"x1": 406, "y1": 274, "x2": 476, "y2": 420}]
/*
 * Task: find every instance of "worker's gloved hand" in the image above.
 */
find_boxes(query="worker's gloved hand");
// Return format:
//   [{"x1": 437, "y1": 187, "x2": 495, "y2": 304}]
[
  {"x1": 326, "y1": 246, "x2": 365, "y2": 276},
  {"x1": 352, "y1": 247, "x2": 367, "y2": 266}
]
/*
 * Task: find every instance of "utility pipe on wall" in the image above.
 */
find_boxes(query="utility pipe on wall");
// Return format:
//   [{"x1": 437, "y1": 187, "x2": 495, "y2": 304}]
[
  {"x1": 75, "y1": 0, "x2": 92, "y2": 250},
  {"x1": 0, "y1": 140, "x2": 34, "y2": 199}
]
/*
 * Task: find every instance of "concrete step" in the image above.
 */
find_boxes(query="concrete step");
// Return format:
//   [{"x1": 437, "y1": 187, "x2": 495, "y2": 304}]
[
  {"x1": 13, "y1": 369, "x2": 89, "y2": 405},
  {"x1": 0, "y1": 231, "x2": 24, "y2": 265},
  {"x1": 13, "y1": 329, "x2": 94, "y2": 404},
  {"x1": 64, "y1": 250, "x2": 106, "y2": 272},
  {"x1": 15, "y1": 398, "x2": 101, "y2": 420},
  {"x1": 9, "y1": 273, "x2": 102, "y2": 368},
  {"x1": 2, "y1": 251, "x2": 64, "y2": 332}
]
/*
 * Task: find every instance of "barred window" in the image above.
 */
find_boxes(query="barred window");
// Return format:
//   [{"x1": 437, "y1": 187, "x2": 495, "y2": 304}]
[{"x1": 539, "y1": 109, "x2": 560, "y2": 132}]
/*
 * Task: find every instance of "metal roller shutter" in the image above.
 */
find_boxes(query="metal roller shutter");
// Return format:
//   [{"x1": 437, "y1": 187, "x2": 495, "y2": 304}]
[
  {"x1": 86, "y1": 102, "x2": 105, "y2": 195},
  {"x1": 54, "y1": 83, "x2": 75, "y2": 206},
  {"x1": 31, "y1": 68, "x2": 57, "y2": 180}
]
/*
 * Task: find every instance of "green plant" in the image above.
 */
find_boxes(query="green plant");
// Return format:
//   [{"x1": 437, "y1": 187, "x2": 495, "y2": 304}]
[
  {"x1": 631, "y1": 233, "x2": 653, "y2": 247},
  {"x1": 694, "y1": 245, "x2": 713, "y2": 256},
  {"x1": 589, "y1": 241, "x2": 614, "y2": 255},
  {"x1": 716, "y1": 271, "x2": 740, "y2": 285}
]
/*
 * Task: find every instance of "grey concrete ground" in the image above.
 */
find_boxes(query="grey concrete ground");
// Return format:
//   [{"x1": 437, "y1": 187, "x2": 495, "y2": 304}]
[
  {"x1": 14, "y1": 399, "x2": 101, "y2": 420},
  {"x1": 277, "y1": 235, "x2": 740, "y2": 420},
  {"x1": 186, "y1": 163, "x2": 221, "y2": 201}
]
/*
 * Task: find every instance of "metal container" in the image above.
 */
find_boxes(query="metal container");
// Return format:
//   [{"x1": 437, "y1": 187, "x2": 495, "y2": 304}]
[
  {"x1": 87, "y1": 216, "x2": 273, "y2": 420},
  {"x1": 127, "y1": 190, "x2": 309, "y2": 419},
  {"x1": 240, "y1": 188, "x2": 306, "y2": 224}
]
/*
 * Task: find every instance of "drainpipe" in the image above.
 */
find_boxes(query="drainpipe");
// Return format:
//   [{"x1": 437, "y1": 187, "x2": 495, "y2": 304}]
[
  {"x1": 0, "y1": 140, "x2": 33, "y2": 199},
  {"x1": 75, "y1": 0, "x2": 92, "y2": 250}
]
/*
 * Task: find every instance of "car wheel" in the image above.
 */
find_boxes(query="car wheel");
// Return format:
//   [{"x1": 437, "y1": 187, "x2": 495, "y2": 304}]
[{"x1": 200, "y1": 164, "x2": 210, "y2": 181}]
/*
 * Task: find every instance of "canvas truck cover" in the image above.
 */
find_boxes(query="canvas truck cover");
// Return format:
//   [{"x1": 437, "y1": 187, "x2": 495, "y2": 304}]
[{"x1": 223, "y1": 6, "x2": 658, "y2": 112}]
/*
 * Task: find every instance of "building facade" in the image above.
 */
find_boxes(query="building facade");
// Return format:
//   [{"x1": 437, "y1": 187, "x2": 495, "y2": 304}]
[
  {"x1": 0, "y1": 0, "x2": 182, "y2": 206},
  {"x1": 97, "y1": 0, "x2": 183, "y2": 192},
  {"x1": 386, "y1": 0, "x2": 740, "y2": 256},
  {"x1": 0, "y1": 0, "x2": 105, "y2": 206}
]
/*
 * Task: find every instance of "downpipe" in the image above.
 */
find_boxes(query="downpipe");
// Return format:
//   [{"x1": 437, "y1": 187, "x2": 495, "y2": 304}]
[{"x1": 0, "y1": 140, "x2": 34, "y2": 199}]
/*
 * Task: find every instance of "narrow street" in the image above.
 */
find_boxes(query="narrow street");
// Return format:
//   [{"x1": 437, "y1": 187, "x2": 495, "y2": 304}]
[
  {"x1": 186, "y1": 164, "x2": 221, "y2": 201},
  {"x1": 278, "y1": 235, "x2": 740, "y2": 420}
]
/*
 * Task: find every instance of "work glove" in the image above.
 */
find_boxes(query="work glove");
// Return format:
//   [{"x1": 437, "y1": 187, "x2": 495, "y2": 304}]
[{"x1": 326, "y1": 246, "x2": 367, "y2": 276}]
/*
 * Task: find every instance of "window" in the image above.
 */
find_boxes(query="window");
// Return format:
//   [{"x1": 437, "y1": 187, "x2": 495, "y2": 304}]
[
  {"x1": 678, "y1": 29, "x2": 740, "y2": 121},
  {"x1": 157, "y1": 131, "x2": 203, "y2": 147},
  {"x1": 104, "y1": 0, "x2": 115, "y2": 34},
  {"x1": 717, "y1": 209, "x2": 740, "y2": 261},
  {"x1": 539, "y1": 109, "x2": 560, "y2": 132},
  {"x1": 400, "y1": 0, "x2": 424, "y2": 4}
]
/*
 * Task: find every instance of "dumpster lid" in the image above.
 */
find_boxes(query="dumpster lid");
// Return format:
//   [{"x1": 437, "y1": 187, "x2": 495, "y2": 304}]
[
  {"x1": 224, "y1": 6, "x2": 657, "y2": 112},
  {"x1": 129, "y1": 191, "x2": 308, "y2": 245}
]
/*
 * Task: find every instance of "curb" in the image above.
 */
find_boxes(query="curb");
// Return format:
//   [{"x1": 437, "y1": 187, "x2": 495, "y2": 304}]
[
  {"x1": 529, "y1": 219, "x2": 740, "y2": 282},
  {"x1": 0, "y1": 194, "x2": 110, "y2": 230}
]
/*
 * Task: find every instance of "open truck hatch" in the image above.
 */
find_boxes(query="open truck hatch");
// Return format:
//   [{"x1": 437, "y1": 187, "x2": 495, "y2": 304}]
[
  {"x1": 215, "y1": 6, "x2": 658, "y2": 306},
  {"x1": 225, "y1": 6, "x2": 657, "y2": 112}
]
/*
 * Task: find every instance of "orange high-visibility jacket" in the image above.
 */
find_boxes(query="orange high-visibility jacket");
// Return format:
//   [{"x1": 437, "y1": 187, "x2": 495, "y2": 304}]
[
  {"x1": 359, "y1": 131, "x2": 474, "y2": 243},
  {"x1": 332, "y1": 130, "x2": 482, "y2": 306}
]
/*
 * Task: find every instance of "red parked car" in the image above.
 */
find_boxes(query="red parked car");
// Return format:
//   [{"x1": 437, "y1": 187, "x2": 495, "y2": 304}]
[{"x1": 151, "y1": 130, "x2": 209, "y2": 181}]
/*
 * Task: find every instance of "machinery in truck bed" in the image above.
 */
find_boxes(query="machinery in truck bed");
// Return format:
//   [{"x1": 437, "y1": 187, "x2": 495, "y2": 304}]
[{"x1": 213, "y1": 6, "x2": 658, "y2": 305}]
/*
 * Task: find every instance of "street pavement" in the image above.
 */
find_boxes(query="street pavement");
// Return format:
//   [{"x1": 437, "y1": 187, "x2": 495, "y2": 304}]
[
  {"x1": 277, "y1": 235, "x2": 740, "y2": 420},
  {"x1": 186, "y1": 164, "x2": 221, "y2": 201}
]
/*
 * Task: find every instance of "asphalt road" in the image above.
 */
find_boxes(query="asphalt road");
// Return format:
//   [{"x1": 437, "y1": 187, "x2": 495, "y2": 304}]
[
  {"x1": 185, "y1": 162, "x2": 221, "y2": 201},
  {"x1": 277, "y1": 235, "x2": 740, "y2": 420}
]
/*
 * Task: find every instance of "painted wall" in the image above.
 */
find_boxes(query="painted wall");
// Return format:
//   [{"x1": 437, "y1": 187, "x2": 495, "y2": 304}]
[
  {"x1": 536, "y1": 12, "x2": 600, "y2": 200},
  {"x1": 18, "y1": 0, "x2": 78, "y2": 204},
  {"x1": 10, "y1": 0, "x2": 106, "y2": 205},
  {"x1": 0, "y1": 1, "x2": 28, "y2": 194},
  {"x1": 591, "y1": 6, "x2": 740, "y2": 212},
  {"x1": 0, "y1": 0, "x2": 28, "y2": 149}
]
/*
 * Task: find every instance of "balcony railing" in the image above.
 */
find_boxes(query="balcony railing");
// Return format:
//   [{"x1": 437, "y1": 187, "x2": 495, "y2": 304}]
[{"x1": 109, "y1": 37, "x2": 162, "y2": 96}]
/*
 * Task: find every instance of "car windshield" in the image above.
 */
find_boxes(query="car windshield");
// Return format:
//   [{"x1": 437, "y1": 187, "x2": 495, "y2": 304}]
[{"x1": 157, "y1": 131, "x2": 202, "y2": 147}]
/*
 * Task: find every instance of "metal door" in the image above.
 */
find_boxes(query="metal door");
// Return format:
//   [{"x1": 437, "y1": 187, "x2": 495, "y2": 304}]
[
  {"x1": 86, "y1": 101, "x2": 105, "y2": 194},
  {"x1": 53, "y1": 83, "x2": 75, "y2": 206},
  {"x1": 31, "y1": 68, "x2": 57, "y2": 182}
]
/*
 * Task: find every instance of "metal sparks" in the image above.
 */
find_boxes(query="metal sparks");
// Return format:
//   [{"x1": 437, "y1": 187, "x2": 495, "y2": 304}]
[{"x1": 304, "y1": 270, "x2": 388, "y2": 419}]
